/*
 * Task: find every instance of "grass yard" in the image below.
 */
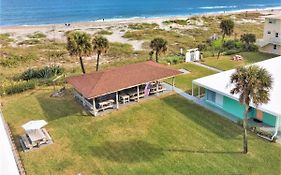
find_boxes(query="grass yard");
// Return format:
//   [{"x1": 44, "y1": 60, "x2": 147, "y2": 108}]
[
  {"x1": 167, "y1": 63, "x2": 217, "y2": 94},
  {"x1": 202, "y1": 52, "x2": 277, "y2": 71},
  {"x1": 3, "y1": 88, "x2": 280, "y2": 175}
]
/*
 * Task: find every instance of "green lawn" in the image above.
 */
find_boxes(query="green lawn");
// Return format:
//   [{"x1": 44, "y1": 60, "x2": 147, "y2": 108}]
[
  {"x1": 167, "y1": 63, "x2": 217, "y2": 94},
  {"x1": 3, "y1": 88, "x2": 280, "y2": 175},
  {"x1": 202, "y1": 52, "x2": 277, "y2": 71}
]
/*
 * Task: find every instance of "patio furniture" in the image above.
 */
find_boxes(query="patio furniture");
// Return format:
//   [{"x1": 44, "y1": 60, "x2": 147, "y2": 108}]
[
  {"x1": 120, "y1": 94, "x2": 130, "y2": 104},
  {"x1": 129, "y1": 90, "x2": 145, "y2": 101},
  {"x1": 98, "y1": 99, "x2": 115, "y2": 111},
  {"x1": 20, "y1": 134, "x2": 33, "y2": 150},
  {"x1": 26, "y1": 129, "x2": 47, "y2": 147},
  {"x1": 22, "y1": 120, "x2": 47, "y2": 131}
]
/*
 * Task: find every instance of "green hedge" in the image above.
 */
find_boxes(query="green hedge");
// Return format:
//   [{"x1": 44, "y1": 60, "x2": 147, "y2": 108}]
[
  {"x1": 21, "y1": 65, "x2": 64, "y2": 80},
  {"x1": 1, "y1": 81, "x2": 36, "y2": 96}
]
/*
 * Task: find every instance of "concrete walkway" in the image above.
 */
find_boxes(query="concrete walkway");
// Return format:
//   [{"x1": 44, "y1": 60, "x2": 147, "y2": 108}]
[{"x1": 191, "y1": 62, "x2": 223, "y2": 72}]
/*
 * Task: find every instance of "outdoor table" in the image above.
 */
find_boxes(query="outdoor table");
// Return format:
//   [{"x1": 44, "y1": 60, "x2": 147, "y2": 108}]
[
  {"x1": 120, "y1": 95, "x2": 130, "y2": 103},
  {"x1": 26, "y1": 129, "x2": 46, "y2": 146}
]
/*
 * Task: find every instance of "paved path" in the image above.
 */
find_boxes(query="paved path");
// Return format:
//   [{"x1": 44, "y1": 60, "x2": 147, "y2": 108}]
[{"x1": 191, "y1": 62, "x2": 223, "y2": 72}]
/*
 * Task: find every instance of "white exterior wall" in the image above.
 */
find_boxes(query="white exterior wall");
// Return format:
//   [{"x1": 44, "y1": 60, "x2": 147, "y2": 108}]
[{"x1": 258, "y1": 15, "x2": 281, "y2": 55}]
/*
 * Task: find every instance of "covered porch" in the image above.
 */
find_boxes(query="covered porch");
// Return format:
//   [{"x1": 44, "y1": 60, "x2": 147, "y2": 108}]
[
  {"x1": 67, "y1": 61, "x2": 181, "y2": 116},
  {"x1": 74, "y1": 80, "x2": 173, "y2": 116}
]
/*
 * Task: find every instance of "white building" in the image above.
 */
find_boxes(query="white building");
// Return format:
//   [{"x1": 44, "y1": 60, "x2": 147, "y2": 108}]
[
  {"x1": 185, "y1": 48, "x2": 200, "y2": 62},
  {"x1": 257, "y1": 15, "x2": 281, "y2": 55},
  {"x1": 192, "y1": 56, "x2": 281, "y2": 139}
]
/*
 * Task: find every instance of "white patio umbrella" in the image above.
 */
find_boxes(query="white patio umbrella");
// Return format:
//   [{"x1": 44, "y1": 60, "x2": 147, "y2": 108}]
[{"x1": 22, "y1": 120, "x2": 47, "y2": 131}]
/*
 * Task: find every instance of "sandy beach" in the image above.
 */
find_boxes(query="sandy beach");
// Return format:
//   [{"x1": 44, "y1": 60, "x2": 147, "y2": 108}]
[{"x1": 0, "y1": 8, "x2": 280, "y2": 50}]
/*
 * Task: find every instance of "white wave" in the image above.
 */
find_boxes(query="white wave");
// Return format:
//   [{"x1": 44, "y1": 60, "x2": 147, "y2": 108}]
[
  {"x1": 199, "y1": 5, "x2": 237, "y2": 10},
  {"x1": 247, "y1": 4, "x2": 266, "y2": 7}
]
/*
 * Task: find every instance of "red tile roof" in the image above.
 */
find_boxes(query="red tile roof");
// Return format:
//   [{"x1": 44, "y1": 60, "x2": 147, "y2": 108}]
[{"x1": 67, "y1": 61, "x2": 182, "y2": 98}]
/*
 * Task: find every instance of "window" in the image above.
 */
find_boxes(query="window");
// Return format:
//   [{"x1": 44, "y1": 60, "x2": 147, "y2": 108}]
[
  {"x1": 206, "y1": 90, "x2": 216, "y2": 103},
  {"x1": 273, "y1": 45, "x2": 277, "y2": 50},
  {"x1": 268, "y1": 19, "x2": 276, "y2": 24},
  {"x1": 206, "y1": 90, "x2": 224, "y2": 107},
  {"x1": 267, "y1": 31, "x2": 271, "y2": 34},
  {"x1": 276, "y1": 33, "x2": 279, "y2": 38}
]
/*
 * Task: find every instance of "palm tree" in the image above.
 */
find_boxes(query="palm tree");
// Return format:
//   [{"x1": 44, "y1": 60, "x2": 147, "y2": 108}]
[
  {"x1": 230, "y1": 65, "x2": 272, "y2": 154},
  {"x1": 150, "y1": 38, "x2": 168, "y2": 63},
  {"x1": 66, "y1": 31, "x2": 92, "y2": 74},
  {"x1": 217, "y1": 19, "x2": 234, "y2": 59},
  {"x1": 92, "y1": 36, "x2": 109, "y2": 71}
]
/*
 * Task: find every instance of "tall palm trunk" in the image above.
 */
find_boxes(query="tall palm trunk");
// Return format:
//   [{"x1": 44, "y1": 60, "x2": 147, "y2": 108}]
[
  {"x1": 79, "y1": 56, "x2": 86, "y2": 74},
  {"x1": 217, "y1": 33, "x2": 225, "y2": 59},
  {"x1": 243, "y1": 105, "x2": 249, "y2": 154},
  {"x1": 155, "y1": 50, "x2": 159, "y2": 63},
  {"x1": 96, "y1": 52, "x2": 100, "y2": 71}
]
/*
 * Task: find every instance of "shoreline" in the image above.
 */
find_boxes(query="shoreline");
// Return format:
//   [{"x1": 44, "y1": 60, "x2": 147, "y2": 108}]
[{"x1": 0, "y1": 7, "x2": 280, "y2": 31}]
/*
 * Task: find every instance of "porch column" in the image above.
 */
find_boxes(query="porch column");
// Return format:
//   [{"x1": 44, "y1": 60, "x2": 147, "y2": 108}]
[
  {"x1": 274, "y1": 116, "x2": 280, "y2": 134},
  {"x1": 116, "y1": 92, "x2": 119, "y2": 109},
  {"x1": 82, "y1": 96, "x2": 86, "y2": 106},
  {"x1": 137, "y1": 86, "x2": 140, "y2": 102},
  {"x1": 156, "y1": 81, "x2": 159, "y2": 95},
  {"x1": 172, "y1": 77, "x2": 175, "y2": 90},
  {"x1": 191, "y1": 82, "x2": 194, "y2": 97},
  {"x1": 198, "y1": 86, "x2": 200, "y2": 98},
  {"x1": 92, "y1": 98, "x2": 97, "y2": 116}
]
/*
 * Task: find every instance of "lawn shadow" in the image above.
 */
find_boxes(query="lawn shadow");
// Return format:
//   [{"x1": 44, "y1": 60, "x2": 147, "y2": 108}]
[
  {"x1": 165, "y1": 148, "x2": 242, "y2": 154},
  {"x1": 161, "y1": 94, "x2": 241, "y2": 139},
  {"x1": 89, "y1": 140, "x2": 164, "y2": 163},
  {"x1": 36, "y1": 91, "x2": 85, "y2": 121}
]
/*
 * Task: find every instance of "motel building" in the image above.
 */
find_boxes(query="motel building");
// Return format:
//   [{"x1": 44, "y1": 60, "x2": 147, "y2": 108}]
[{"x1": 192, "y1": 56, "x2": 281, "y2": 140}]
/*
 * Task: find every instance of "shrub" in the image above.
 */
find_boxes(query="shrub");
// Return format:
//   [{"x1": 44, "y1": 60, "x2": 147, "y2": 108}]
[
  {"x1": 95, "y1": 30, "x2": 113, "y2": 35},
  {"x1": 128, "y1": 23, "x2": 159, "y2": 30},
  {"x1": 27, "y1": 32, "x2": 46, "y2": 39},
  {"x1": 224, "y1": 49, "x2": 241, "y2": 55},
  {"x1": 243, "y1": 43, "x2": 258, "y2": 52},
  {"x1": 240, "y1": 33, "x2": 256, "y2": 44},
  {"x1": 1, "y1": 80, "x2": 36, "y2": 96},
  {"x1": 0, "y1": 54, "x2": 36, "y2": 68},
  {"x1": 18, "y1": 39, "x2": 41, "y2": 45},
  {"x1": 21, "y1": 66, "x2": 64, "y2": 80},
  {"x1": 163, "y1": 55, "x2": 183, "y2": 65},
  {"x1": 0, "y1": 33, "x2": 14, "y2": 46},
  {"x1": 197, "y1": 44, "x2": 207, "y2": 51},
  {"x1": 163, "y1": 20, "x2": 187, "y2": 26}
]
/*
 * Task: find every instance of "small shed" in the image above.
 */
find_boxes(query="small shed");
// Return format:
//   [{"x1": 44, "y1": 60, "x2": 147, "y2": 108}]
[{"x1": 185, "y1": 48, "x2": 200, "y2": 62}]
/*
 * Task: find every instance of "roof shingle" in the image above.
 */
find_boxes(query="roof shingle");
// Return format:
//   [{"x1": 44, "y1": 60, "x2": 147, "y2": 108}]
[{"x1": 67, "y1": 61, "x2": 182, "y2": 98}]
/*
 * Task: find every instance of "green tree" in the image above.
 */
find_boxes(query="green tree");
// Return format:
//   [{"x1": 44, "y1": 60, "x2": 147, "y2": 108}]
[
  {"x1": 92, "y1": 36, "x2": 109, "y2": 71},
  {"x1": 240, "y1": 33, "x2": 256, "y2": 51},
  {"x1": 230, "y1": 65, "x2": 272, "y2": 154},
  {"x1": 66, "y1": 31, "x2": 92, "y2": 74},
  {"x1": 240, "y1": 33, "x2": 256, "y2": 44},
  {"x1": 217, "y1": 19, "x2": 234, "y2": 59},
  {"x1": 150, "y1": 38, "x2": 168, "y2": 63}
]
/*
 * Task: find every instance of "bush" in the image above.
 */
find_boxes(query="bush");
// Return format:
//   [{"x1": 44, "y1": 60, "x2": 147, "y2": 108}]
[
  {"x1": 1, "y1": 80, "x2": 36, "y2": 96},
  {"x1": 0, "y1": 54, "x2": 36, "y2": 68},
  {"x1": 163, "y1": 55, "x2": 183, "y2": 65},
  {"x1": 197, "y1": 44, "x2": 207, "y2": 51},
  {"x1": 163, "y1": 20, "x2": 187, "y2": 26},
  {"x1": 27, "y1": 32, "x2": 46, "y2": 39},
  {"x1": 243, "y1": 43, "x2": 258, "y2": 52},
  {"x1": 224, "y1": 49, "x2": 241, "y2": 55},
  {"x1": 95, "y1": 30, "x2": 113, "y2": 35},
  {"x1": 21, "y1": 65, "x2": 64, "y2": 80},
  {"x1": 128, "y1": 23, "x2": 158, "y2": 30}
]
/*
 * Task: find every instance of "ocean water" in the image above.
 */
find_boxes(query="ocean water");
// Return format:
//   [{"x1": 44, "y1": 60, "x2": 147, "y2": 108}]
[{"x1": 0, "y1": 0, "x2": 280, "y2": 26}]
